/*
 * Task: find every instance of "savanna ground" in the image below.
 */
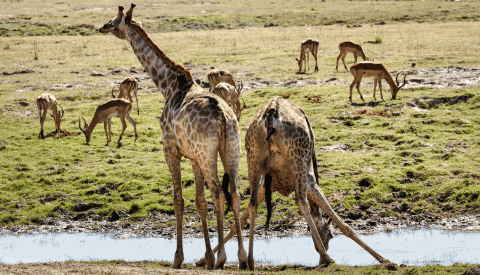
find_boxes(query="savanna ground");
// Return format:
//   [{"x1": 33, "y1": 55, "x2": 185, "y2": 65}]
[{"x1": 1, "y1": 0, "x2": 480, "y2": 274}]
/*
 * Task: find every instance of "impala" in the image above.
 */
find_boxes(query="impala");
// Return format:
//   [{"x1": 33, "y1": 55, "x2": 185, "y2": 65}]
[
  {"x1": 336, "y1": 41, "x2": 370, "y2": 72},
  {"x1": 349, "y1": 61, "x2": 409, "y2": 102},
  {"x1": 36, "y1": 93, "x2": 64, "y2": 139},
  {"x1": 207, "y1": 69, "x2": 238, "y2": 93},
  {"x1": 112, "y1": 76, "x2": 140, "y2": 115},
  {"x1": 211, "y1": 81, "x2": 245, "y2": 121},
  {"x1": 296, "y1": 38, "x2": 319, "y2": 73},
  {"x1": 79, "y1": 98, "x2": 137, "y2": 145}
]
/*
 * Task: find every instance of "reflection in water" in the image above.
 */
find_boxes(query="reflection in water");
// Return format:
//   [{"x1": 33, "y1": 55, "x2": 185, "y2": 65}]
[{"x1": 1, "y1": 229, "x2": 479, "y2": 266}]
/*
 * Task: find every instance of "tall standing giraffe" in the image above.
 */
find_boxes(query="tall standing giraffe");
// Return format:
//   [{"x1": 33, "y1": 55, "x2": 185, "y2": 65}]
[{"x1": 99, "y1": 4, "x2": 248, "y2": 270}]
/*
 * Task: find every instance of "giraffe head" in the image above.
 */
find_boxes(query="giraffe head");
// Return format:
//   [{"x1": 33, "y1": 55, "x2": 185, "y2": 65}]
[{"x1": 99, "y1": 4, "x2": 137, "y2": 39}]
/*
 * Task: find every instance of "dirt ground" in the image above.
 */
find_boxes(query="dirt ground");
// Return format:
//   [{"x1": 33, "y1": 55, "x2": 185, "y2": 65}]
[{"x1": 0, "y1": 262, "x2": 226, "y2": 275}]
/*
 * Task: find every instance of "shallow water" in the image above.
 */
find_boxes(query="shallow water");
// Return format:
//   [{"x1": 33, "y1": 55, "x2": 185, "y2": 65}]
[{"x1": 1, "y1": 229, "x2": 479, "y2": 266}]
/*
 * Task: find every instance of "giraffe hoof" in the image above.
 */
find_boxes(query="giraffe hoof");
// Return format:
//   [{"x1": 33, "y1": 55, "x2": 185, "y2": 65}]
[
  {"x1": 172, "y1": 251, "x2": 184, "y2": 269},
  {"x1": 248, "y1": 257, "x2": 255, "y2": 271}
]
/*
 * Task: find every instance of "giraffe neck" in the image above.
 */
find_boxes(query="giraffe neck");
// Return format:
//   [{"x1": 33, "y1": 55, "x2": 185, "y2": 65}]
[{"x1": 125, "y1": 22, "x2": 196, "y2": 100}]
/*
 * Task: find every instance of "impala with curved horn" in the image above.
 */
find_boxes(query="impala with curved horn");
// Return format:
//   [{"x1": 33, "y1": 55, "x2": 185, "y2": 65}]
[
  {"x1": 211, "y1": 81, "x2": 245, "y2": 121},
  {"x1": 78, "y1": 98, "x2": 137, "y2": 145},
  {"x1": 36, "y1": 93, "x2": 64, "y2": 139},
  {"x1": 111, "y1": 77, "x2": 140, "y2": 115},
  {"x1": 349, "y1": 61, "x2": 409, "y2": 102}
]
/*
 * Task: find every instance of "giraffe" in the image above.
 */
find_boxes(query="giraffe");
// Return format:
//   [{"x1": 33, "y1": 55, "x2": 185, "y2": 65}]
[
  {"x1": 197, "y1": 96, "x2": 394, "y2": 270},
  {"x1": 99, "y1": 4, "x2": 247, "y2": 270}
]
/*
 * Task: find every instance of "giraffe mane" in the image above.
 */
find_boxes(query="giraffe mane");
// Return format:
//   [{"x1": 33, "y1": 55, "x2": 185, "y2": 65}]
[{"x1": 129, "y1": 22, "x2": 195, "y2": 84}]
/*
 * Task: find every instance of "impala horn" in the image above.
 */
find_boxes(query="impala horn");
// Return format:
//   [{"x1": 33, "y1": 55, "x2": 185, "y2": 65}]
[
  {"x1": 59, "y1": 105, "x2": 65, "y2": 119},
  {"x1": 241, "y1": 98, "x2": 246, "y2": 109},
  {"x1": 398, "y1": 72, "x2": 410, "y2": 90},
  {"x1": 78, "y1": 116, "x2": 87, "y2": 133}
]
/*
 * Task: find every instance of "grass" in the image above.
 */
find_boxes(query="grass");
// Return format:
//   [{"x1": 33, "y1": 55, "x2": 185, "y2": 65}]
[
  {"x1": 1, "y1": 0, "x2": 480, "y2": 36},
  {"x1": 1, "y1": 0, "x2": 480, "y2": 249}
]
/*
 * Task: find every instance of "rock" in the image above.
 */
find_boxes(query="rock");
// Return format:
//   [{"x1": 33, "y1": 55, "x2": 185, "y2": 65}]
[
  {"x1": 393, "y1": 191, "x2": 407, "y2": 198},
  {"x1": 74, "y1": 203, "x2": 90, "y2": 212},
  {"x1": 347, "y1": 212, "x2": 363, "y2": 220},
  {"x1": 18, "y1": 101, "x2": 29, "y2": 107},
  {"x1": 109, "y1": 210, "x2": 120, "y2": 222}
]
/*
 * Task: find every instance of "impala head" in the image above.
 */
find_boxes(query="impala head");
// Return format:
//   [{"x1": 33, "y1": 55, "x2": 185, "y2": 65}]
[
  {"x1": 295, "y1": 57, "x2": 302, "y2": 72},
  {"x1": 392, "y1": 72, "x2": 409, "y2": 100},
  {"x1": 99, "y1": 4, "x2": 136, "y2": 39},
  {"x1": 53, "y1": 105, "x2": 65, "y2": 131},
  {"x1": 78, "y1": 116, "x2": 92, "y2": 144}
]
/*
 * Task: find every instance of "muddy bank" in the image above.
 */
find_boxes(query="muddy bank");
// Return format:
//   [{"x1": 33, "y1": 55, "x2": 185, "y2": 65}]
[{"x1": 1, "y1": 212, "x2": 479, "y2": 240}]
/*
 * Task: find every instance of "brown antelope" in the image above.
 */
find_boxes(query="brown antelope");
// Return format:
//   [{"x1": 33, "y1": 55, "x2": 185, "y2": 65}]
[
  {"x1": 336, "y1": 41, "x2": 370, "y2": 72},
  {"x1": 111, "y1": 77, "x2": 140, "y2": 115},
  {"x1": 78, "y1": 98, "x2": 137, "y2": 145},
  {"x1": 349, "y1": 61, "x2": 409, "y2": 102},
  {"x1": 211, "y1": 81, "x2": 245, "y2": 121},
  {"x1": 207, "y1": 69, "x2": 237, "y2": 93},
  {"x1": 296, "y1": 38, "x2": 319, "y2": 73},
  {"x1": 36, "y1": 93, "x2": 64, "y2": 139}
]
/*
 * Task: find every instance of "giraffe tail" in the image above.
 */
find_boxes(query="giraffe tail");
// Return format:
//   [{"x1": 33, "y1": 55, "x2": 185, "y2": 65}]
[
  {"x1": 222, "y1": 173, "x2": 232, "y2": 215},
  {"x1": 264, "y1": 172, "x2": 273, "y2": 229}
]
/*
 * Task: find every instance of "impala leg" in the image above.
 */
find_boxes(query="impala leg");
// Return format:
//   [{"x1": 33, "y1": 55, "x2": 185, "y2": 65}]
[
  {"x1": 164, "y1": 148, "x2": 184, "y2": 269},
  {"x1": 39, "y1": 107, "x2": 47, "y2": 139},
  {"x1": 307, "y1": 183, "x2": 393, "y2": 265},
  {"x1": 353, "y1": 53, "x2": 358, "y2": 65},
  {"x1": 349, "y1": 78, "x2": 357, "y2": 103},
  {"x1": 190, "y1": 161, "x2": 215, "y2": 269},
  {"x1": 312, "y1": 50, "x2": 318, "y2": 73},
  {"x1": 52, "y1": 106, "x2": 59, "y2": 133},
  {"x1": 378, "y1": 79, "x2": 384, "y2": 101},
  {"x1": 373, "y1": 79, "x2": 377, "y2": 101},
  {"x1": 235, "y1": 99, "x2": 241, "y2": 122},
  {"x1": 306, "y1": 52, "x2": 310, "y2": 72},
  {"x1": 342, "y1": 53, "x2": 348, "y2": 71},
  {"x1": 117, "y1": 116, "x2": 128, "y2": 143},
  {"x1": 295, "y1": 175, "x2": 335, "y2": 266},
  {"x1": 104, "y1": 120, "x2": 110, "y2": 145},
  {"x1": 336, "y1": 52, "x2": 343, "y2": 72},
  {"x1": 356, "y1": 79, "x2": 365, "y2": 102},
  {"x1": 126, "y1": 113, "x2": 138, "y2": 142}
]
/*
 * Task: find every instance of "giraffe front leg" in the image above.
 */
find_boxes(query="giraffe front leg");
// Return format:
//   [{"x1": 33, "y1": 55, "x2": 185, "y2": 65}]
[
  {"x1": 164, "y1": 148, "x2": 184, "y2": 269},
  {"x1": 295, "y1": 176, "x2": 335, "y2": 266},
  {"x1": 308, "y1": 183, "x2": 394, "y2": 265}
]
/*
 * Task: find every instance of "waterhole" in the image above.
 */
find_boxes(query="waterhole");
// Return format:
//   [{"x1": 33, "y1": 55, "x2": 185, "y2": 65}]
[{"x1": 1, "y1": 229, "x2": 479, "y2": 266}]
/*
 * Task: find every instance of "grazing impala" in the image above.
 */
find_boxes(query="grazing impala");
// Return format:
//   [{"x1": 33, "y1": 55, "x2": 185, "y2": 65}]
[
  {"x1": 211, "y1": 81, "x2": 245, "y2": 121},
  {"x1": 296, "y1": 38, "x2": 319, "y2": 73},
  {"x1": 336, "y1": 41, "x2": 370, "y2": 72},
  {"x1": 36, "y1": 93, "x2": 64, "y2": 139},
  {"x1": 349, "y1": 61, "x2": 409, "y2": 102},
  {"x1": 207, "y1": 69, "x2": 238, "y2": 93},
  {"x1": 78, "y1": 98, "x2": 137, "y2": 145},
  {"x1": 112, "y1": 76, "x2": 140, "y2": 115}
]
